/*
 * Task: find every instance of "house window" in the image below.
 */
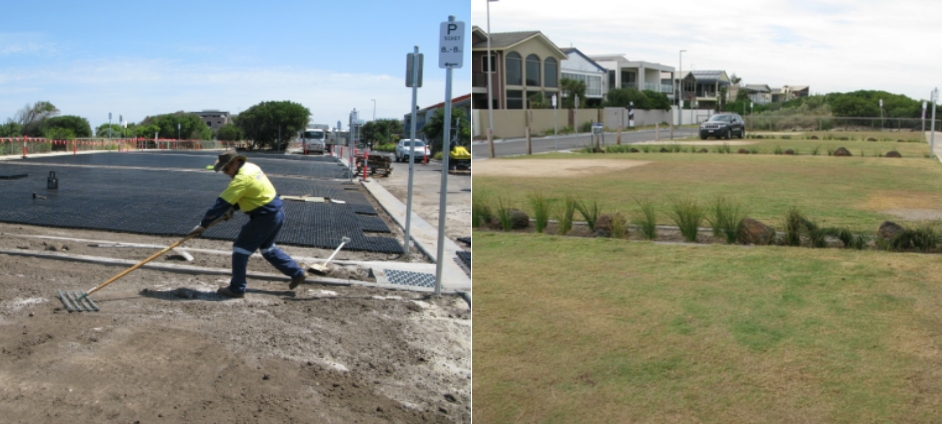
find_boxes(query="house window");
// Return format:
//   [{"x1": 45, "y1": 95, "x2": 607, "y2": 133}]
[
  {"x1": 525, "y1": 54, "x2": 541, "y2": 86},
  {"x1": 544, "y1": 58, "x2": 557, "y2": 88},
  {"x1": 482, "y1": 54, "x2": 497, "y2": 73},
  {"x1": 506, "y1": 90, "x2": 523, "y2": 109},
  {"x1": 506, "y1": 52, "x2": 522, "y2": 85}
]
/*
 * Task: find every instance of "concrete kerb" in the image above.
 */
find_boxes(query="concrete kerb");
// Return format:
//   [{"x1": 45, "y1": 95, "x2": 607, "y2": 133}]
[{"x1": 359, "y1": 178, "x2": 471, "y2": 292}]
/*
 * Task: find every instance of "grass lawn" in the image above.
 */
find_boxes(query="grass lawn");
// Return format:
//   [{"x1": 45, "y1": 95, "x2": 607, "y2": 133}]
[
  {"x1": 473, "y1": 232, "x2": 942, "y2": 423},
  {"x1": 474, "y1": 151, "x2": 942, "y2": 233}
]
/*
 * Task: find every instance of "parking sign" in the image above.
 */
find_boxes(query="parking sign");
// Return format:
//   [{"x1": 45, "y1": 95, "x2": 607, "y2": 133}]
[{"x1": 439, "y1": 20, "x2": 465, "y2": 69}]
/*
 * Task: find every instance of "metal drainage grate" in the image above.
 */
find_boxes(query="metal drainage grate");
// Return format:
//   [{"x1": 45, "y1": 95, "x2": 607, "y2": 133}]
[
  {"x1": 384, "y1": 269, "x2": 435, "y2": 288},
  {"x1": 57, "y1": 290, "x2": 100, "y2": 312}
]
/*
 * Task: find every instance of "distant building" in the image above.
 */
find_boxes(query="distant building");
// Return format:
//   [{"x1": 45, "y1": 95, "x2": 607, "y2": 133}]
[
  {"x1": 403, "y1": 93, "x2": 471, "y2": 139},
  {"x1": 771, "y1": 85, "x2": 810, "y2": 102},
  {"x1": 191, "y1": 110, "x2": 231, "y2": 131},
  {"x1": 471, "y1": 26, "x2": 567, "y2": 109},
  {"x1": 560, "y1": 47, "x2": 608, "y2": 106}
]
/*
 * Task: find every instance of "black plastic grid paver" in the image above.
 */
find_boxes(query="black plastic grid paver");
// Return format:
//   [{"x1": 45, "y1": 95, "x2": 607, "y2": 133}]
[
  {"x1": 0, "y1": 162, "x2": 400, "y2": 253},
  {"x1": 21, "y1": 151, "x2": 350, "y2": 179},
  {"x1": 457, "y1": 251, "x2": 470, "y2": 269}
]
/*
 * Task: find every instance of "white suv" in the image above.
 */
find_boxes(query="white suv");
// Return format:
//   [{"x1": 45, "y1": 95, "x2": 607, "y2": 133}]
[{"x1": 395, "y1": 139, "x2": 430, "y2": 162}]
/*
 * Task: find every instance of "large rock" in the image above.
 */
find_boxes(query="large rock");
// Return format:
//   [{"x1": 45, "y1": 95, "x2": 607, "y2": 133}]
[
  {"x1": 740, "y1": 218, "x2": 775, "y2": 245},
  {"x1": 737, "y1": 148, "x2": 750, "y2": 154},
  {"x1": 698, "y1": 148, "x2": 709, "y2": 153},
  {"x1": 594, "y1": 214, "x2": 613, "y2": 234},
  {"x1": 510, "y1": 209, "x2": 530, "y2": 229},
  {"x1": 784, "y1": 149, "x2": 796, "y2": 155},
  {"x1": 885, "y1": 151, "x2": 902, "y2": 158},
  {"x1": 878, "y1": 221, "x2": 904, "y2": 240},
  {"x1": 832, "y1": 147, "x2": 852, "y2": 156}
]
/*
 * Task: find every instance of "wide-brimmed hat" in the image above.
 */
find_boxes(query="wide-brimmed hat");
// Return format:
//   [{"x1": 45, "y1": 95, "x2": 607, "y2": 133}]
[{"x1": 212, "y1": 151, "x2": 247, "y2": 172}]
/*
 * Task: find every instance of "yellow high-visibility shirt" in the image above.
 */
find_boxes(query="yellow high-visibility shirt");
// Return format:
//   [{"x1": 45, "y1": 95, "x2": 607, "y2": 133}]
[{"x1": 219, "y1": 162, "x2": 278, "y2": 213}]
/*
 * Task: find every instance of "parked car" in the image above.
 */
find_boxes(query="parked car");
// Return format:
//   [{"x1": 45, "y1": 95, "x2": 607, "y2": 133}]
[
  {"x1": 699, "y1": 113, "x2": 745, "y2": 140},
  {"x1": 395, "y1": 139, "x2": 430, "y2": 162}
]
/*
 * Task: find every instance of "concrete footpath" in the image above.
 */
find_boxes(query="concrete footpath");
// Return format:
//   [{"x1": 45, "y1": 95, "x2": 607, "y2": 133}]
[{"x1": 327, "y1": 149, "x2": 472, "y2": 295}]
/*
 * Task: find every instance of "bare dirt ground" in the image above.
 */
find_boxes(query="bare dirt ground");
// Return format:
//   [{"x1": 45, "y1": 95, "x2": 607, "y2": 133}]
[
  {"x1": 0, "y1": 162, "x2": 471, "y2": 423},
  {"x1": 472, "y1": 158, "x2": 651, "y2": 178}
]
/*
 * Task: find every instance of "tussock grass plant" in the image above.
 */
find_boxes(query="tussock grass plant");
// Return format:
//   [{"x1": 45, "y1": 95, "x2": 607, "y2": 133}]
[
  {"x1": 715, "y1": 143, "x2": 732, "y2": 154},
  {"x1": 707, "y1": 197, "x2": 747, "y2": 244},
  {"x1": 668, "y1": 198, "x2": 705, "y2": 242},
  {"x1": 574, "y1": 199, "x2": 602, "y2": 231},
  {"x1": 611, "y1": 211, "x2": 628, "y2": 238},
  {"x1": 811, "y1": 145, "x2": 821, "y2": 155},
  {"x1": 774, "y1": 146, "x2": 784, "y2": 155},
  {"x1": 641, "y1": 145, "x2": 652, "y2": 153},
  {"x1": 495, "y1": 197, "x2": 515, "y2": 231},
  {"x1": 472, "y1": 191, "x2": 494, "y2": 228},
  {"x1": 883, "y1": 223, "x2": 941, "y2": 252},
  {"x1": 826, "y1": 147, "x2": 834, "y2": 156},
  {"x1": 748, "y1": 147, "x2": 760, "y2": 154},
  {"x1": 784, "y1": 207, "x2": 817, "y2": 247},
  {"x1": 814, "y1": 227, "x2": 868, "y2": 250},
  {"x1": 555, "y1": 197, "x2": 577, "y2": 236},
  {"x1": 528, "y1": 191, "x2": 551, "y2": 233},
  {"x1": 633, "y1": 199, "x2": 658, "y2": 240}
]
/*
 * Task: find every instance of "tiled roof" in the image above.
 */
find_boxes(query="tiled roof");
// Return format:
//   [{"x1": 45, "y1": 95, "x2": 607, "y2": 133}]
[{"x1": 472, "y1": 31, "x2": 540, "y2": 49}]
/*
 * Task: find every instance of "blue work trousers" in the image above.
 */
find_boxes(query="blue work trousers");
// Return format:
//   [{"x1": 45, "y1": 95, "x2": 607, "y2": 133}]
[{"x1": 228, "y1": 207, "x2": 304, "y2": 294}]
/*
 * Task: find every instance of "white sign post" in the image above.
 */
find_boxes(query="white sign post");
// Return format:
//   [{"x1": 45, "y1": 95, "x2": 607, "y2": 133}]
[
  {"x1": 552, "y1": 94, "x2": 558, "y2": 152},
  {"x1": 434, "y1": 16, "x2": 464, "y2": 296}
]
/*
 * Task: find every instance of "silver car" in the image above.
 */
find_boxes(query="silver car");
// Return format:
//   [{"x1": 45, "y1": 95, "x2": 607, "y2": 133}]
[{"x1": 395, "y1": 139, "x2": 430, "y2": 162}]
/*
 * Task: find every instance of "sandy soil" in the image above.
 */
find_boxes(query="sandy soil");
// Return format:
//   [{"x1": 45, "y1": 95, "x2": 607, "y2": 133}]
[
  {"x1": 472, "y1": 158, "x2": 651, "y2": 178},
  {"x1": 0, "y1": 162, "x2": 471, "y2": 422}
]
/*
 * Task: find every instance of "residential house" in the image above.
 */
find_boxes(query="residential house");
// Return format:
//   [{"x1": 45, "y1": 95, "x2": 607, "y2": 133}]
[
  {"x1": 471, "y1": 26, "x2": 567, "y2": 110},
  {"x1": 403, "y1": 93, "x2": 471, "y2": 140},
  {"x1": 743, "y1": 84, "x2": 772, "y2": 105},
  {"x1": 588, "y1": 54, "x2": 674, "y2": 97},
  {"x1": 679, "y1": 70, "x2": 731, "y2": 110},
  {"x1": 771, "y1": 85, "x2": 810, "y2": 102},
  {"x1": 560, "y1": 47, "x2": 608, "y2": 107}
]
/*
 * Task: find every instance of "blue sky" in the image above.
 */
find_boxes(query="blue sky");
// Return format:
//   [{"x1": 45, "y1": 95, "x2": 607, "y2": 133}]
[
  {"x1": 471, "y1": 0, "x2": 942, "y2": 103},
  {"x1": 0, "y1": 0, "x2": 470, "y2": 131}
]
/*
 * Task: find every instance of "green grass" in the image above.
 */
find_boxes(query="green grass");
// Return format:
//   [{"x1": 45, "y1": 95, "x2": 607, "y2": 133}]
[
  {"x1": 474, "y1": 152, "x2": 942, "y2": 233},
  {"x1": 667, "y1": 198, "x2": 704, "y2": 242},
  {"x1": 633, "y1": 199, "x2": 658, "y2": 240},
  {"x1": 473, "y1": 231, "x2": 942, "y2": 423},
  {"x1": 528, "y1": 191, "x2": 551, "y2": 233}
]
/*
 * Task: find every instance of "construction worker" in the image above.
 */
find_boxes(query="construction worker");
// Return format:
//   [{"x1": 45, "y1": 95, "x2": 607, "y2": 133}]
[{"x1": 190, "y1": 151, "x2": 307, "y2": 298}]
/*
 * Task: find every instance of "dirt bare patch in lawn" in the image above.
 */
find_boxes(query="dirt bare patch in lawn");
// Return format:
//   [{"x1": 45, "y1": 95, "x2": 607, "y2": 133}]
[{"x1": 472, "y1": 159, "x2": 651, "y2": 178}]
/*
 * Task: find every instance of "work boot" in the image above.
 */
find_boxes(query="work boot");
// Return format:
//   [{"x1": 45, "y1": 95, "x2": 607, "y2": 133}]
[
  {"x1": 216, "y1": 286, "x2": 245, "y2": 299},
  {"x1": 289, "y1": 272, "x2": 307, "y2": 290}
]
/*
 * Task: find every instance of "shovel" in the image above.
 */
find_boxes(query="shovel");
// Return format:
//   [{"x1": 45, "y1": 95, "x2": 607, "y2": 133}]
[{"x1": 308, "y1": 236, "x2": 350, "y2": 276}]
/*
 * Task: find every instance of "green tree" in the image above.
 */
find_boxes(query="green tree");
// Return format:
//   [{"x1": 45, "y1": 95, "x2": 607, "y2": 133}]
[
  {"x1": 559, "y1": 78, "x2": 586, "y2": 109},
  {"x1": 134, "y1": 124, "x2": 160, "y2": 139},
  {"x1": 642, "y1": 90, "x2": 672, "y2": 111},
  {"x1": 43, "y1": 127, "x2": 76, "y2": 141},
  {"x1": 422, "y1": 108, "x2": 470, "y2": 154},
  {"x1": 235, "y1": 101, "x2": 310, "y2": 149},
  {"x1": 42, "y1": 115, "x2": 92, "y2": 138},
  {"x1": 140, "y1": 112, "x2": 212, "y2": 140},
  {"x1": 527, "y1": 92, "x2": 551, "y2": 109},
  {"x1": 0, "y1": 120, "x2": 22, "y2": 137},
  {"x1": 361, "y1": 119, "x2": 404, "y2": 146},
  {"x1": 16, "y1": 101, "x2": 59, "y2": 136},
  {"x1": 605, "y1": 87, "x2": 648, "y2": 109},
  {"x1": 217, "y1": 123, "x2": 245, "y2": 141},
  {"x1": 95, "y1": 123, "x2": 125, "y2": 138}
]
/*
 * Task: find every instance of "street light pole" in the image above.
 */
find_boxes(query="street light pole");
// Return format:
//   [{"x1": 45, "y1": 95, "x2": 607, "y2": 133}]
[
  {"x1": 486, "y1": 0, "x2": 498, "y2": 158},
  {"x1": 371, "y1": 99, "x2": 376, "y2": 121},
  {"x1": 931, "y1": 88, "x2": 938, "y2": 158},
  {"x1": 678, "y1": 50, "x2": 686, "y2": 130}
]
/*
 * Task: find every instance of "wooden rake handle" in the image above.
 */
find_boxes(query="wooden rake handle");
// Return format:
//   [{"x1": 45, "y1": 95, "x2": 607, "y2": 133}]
[{"x1": 82, "y1": 215, "x2": 227, "y2": 297}]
